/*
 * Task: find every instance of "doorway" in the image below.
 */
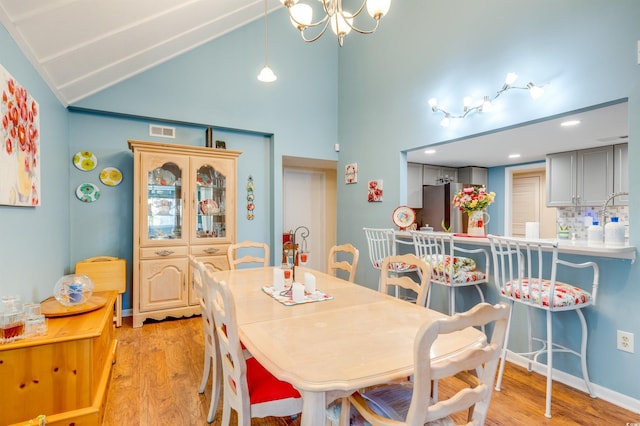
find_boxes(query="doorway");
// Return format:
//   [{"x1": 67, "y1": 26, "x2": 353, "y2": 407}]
[
  {"x1": 505, "y1": 164, "x2": 556, "y2": 238},
  {"x1": 282, "y1": 157, "x2": 337, "y2": 272}
]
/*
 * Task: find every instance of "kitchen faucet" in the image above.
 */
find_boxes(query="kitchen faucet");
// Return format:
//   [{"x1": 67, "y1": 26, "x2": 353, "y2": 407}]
[{"x1": 599, "y1": 191, "x2": 629, "y2": 242}]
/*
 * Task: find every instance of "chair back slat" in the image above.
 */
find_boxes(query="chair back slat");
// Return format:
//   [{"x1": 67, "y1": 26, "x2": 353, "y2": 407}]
[
  {"x1": 379, "y1": 254, "x2": 430, "y2": 306},
  {"x1": 327, "y1": 243, "x2": 360, "y2": 282},
  {"x1": 227, "y1": 241, "x2": 270, "y2": 270}
]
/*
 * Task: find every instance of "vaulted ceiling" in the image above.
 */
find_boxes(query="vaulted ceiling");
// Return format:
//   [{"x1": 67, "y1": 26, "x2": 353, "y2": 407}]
[{"x1": 0, "y1": 0, "x2": 265, "y2": 105}]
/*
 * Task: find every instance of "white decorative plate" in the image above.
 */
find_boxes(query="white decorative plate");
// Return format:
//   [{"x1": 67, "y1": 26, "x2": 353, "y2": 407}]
[
  {"x1": 76, "y1": 183, "x2": 100, "y2": 203},
  {"x1": 99, "y1": 167, "x2": 123, "y2": 186},
  {"x1": 392, "y1": 205, "x2": 416, "y2": 230},
  {"x1": 73, "y1": 151, "x2": 97, "y2": 171}
]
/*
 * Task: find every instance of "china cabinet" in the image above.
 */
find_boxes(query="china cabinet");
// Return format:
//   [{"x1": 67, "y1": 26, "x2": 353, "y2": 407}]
[{"x1": 129, "y1": 140, "x2": 241, "y2": 328}]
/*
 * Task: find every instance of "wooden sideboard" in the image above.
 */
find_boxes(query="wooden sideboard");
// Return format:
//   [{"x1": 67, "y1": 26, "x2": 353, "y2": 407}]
[{"x1": 0, "y1": 291, "x2": 118, "y2": 426}]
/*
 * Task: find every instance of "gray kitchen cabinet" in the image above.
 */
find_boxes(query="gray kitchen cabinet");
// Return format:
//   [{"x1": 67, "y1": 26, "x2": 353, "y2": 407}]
[
  {"x1": 546, "y1": 146, "x2": 613, "y2": 207},
  {"x1": 422, "y1": 165, "x2": 457, "y2": 185},
  {"x1": 457, "y1": 166, "x2": 488, "y2": 186},
  {"x1": 407, "y1": 162, "x2": 423, "y2": 208},
  {"x1": 613, "y1": 143, "x2": 628, "y2": 205}
]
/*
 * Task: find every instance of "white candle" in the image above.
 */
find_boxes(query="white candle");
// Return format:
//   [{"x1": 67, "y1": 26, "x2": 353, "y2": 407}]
[
  {"x1": 304, "y1": 272, "x2": 316, "y2": 293},
  {"x1": 273, "y1": 268, "x2": 285, "y2": 292},
  {"x1": 292, "y1": 282, "x2": 305, "y2": 303}
]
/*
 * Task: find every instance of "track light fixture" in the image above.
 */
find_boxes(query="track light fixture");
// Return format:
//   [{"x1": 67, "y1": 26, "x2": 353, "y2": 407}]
[{"x1": 429, "y1": 73, "x2": 545, "y2": 127}]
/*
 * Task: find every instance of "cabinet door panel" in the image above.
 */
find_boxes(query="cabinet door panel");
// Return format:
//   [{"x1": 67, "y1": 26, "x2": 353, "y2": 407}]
[
  {"x1": 613, "y1": 143, "x2": 628, "y2": 205},
  {"x1": 139, "y1": 258, "x2": 188, "y2": 312},
  {"x1": 546, "y1": 152, "x2": 576, "y2": 206},
  {"x1": 407, "y1": 163, "x2": 423, "y2": 208},
  {"x1": 578, "y1": 146, "x2": 613, "y2": 206},
  {"x1": 140, "y1": 153, "x2": 190, "y2": 246},
  {"x1": 191, "y1": 156, "x2": 236, "y2": 245}
]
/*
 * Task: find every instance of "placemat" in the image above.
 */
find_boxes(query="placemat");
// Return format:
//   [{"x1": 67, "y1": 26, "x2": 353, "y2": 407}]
[{"x1": 262, "y1": 285, "x2": 333, "y2": 306}]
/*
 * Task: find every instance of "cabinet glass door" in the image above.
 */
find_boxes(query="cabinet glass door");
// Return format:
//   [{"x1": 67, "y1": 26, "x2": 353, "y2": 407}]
[
  {"x1": 195, "y1": 163, "x2": 226, "y2": 240},
  {"x1": 143, "y1": 156, "x2": 187, "y2": 244}
]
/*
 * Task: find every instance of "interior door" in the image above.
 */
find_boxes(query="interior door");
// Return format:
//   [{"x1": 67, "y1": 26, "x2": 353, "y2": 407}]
[
  {"x1": 512, "y1": 170, "x2": 556, "y2": 238},
  {"x1": 283, "y1": 168, "x2": 327, "y2": 272}
]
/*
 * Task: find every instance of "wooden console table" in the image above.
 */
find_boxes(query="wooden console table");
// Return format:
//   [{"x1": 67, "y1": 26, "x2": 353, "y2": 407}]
[{"x1": 0, "y1": 291, "x2": 118, "y2": 426}]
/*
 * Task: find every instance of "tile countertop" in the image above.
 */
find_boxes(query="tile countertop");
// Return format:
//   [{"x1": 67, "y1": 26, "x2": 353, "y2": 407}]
[{"x1": 395, "y1": 231, "x2": 636, "y2": 263}]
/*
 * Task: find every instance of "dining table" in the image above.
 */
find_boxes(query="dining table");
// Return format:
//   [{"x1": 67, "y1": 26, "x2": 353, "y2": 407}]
[{"x1": 209, "y1": 266, "x2": 488, "y2": 426}]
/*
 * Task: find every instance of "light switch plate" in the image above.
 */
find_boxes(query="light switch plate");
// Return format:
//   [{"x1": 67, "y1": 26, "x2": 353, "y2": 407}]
[{"x1": 637, "y1": 40, "x2": 640, "y2": 65}]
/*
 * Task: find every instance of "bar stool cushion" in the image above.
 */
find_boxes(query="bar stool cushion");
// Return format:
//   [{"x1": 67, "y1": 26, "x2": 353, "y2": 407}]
[
  {"x1": 504, "y1": 278, "x2": 592, "y2": 308},
  {"x1": 422, "y1": 254, "x2": 487, "y2": 283}
]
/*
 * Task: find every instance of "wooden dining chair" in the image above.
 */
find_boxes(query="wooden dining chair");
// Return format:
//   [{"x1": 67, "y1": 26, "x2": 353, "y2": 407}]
[
  {"x1": 347, "y1": 302, "x2": 510, "y2": 426},
  {"x1": 205, "y1": 269, "x2": 303, "y2": 425},
  {"x1": 379, "y1": 254, "x2": 430, "y2": 306},
  {"x1": 411, "y1": 230, "x2": 489, "y2": 316},
  {"x1": 189, "y1": 256, "x2": 221, "y2": 423},
  {"x1": 327, "y1": 243, "x2": 360, "y2": 282},
  {"x1": 488, "y1": 235, "x2": 599, "y2": 418},
  {"x1": 227, "y1": 240, "x2": 270, "y2": 270}
]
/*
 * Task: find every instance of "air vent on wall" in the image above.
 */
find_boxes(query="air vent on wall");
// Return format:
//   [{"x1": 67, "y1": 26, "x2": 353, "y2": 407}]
[{"x1": 149, "y1": 124, "x2": 176, "y2": 139}]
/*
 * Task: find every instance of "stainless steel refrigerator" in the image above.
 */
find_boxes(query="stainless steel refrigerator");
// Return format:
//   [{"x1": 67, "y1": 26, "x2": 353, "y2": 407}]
[{"x1": 419, "y1": 183, "x2": 471, "y2": 233}]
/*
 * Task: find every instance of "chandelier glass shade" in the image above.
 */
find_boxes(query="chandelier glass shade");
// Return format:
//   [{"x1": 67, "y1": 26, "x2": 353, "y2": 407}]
[
  {"x1": 258, "y1": 0, "x2": 277, "y2": 83},
  {"x1": 279, "y1": 0, "x2": 391, "y2": 46},
  {"x1": 429, "y1": 73, "x2": 545, "y2": 127}
]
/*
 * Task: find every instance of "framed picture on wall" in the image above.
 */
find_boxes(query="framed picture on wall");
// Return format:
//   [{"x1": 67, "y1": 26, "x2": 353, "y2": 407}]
[
  {"x1": 0, "y1": 64, "x2": 41, "y2": 206},
  {"x1": 368, "y1": 179, "x2": 383, "y2": 202},
  {"x1": 345, "y1": 163, "x2": 358, "y2": 184}
]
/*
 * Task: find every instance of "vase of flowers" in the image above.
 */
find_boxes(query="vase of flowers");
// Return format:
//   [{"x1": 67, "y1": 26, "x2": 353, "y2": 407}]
[{"x1": 452, "y1": 186, "x2": 496, "y2": 236}]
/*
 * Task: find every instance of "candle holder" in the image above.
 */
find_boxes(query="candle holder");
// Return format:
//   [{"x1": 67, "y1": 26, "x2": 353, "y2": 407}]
[{"x1": 287, "y1": 225, "x2": 310, "y2": 281}]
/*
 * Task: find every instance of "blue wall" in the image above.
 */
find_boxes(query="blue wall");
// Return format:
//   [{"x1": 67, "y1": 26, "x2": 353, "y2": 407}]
[
  {"x1": 0, "y1": 24, "x2": 70, "y2": 303},
  {"x1": 1, "y1": 0, "x2": 640, "y2": 407}
]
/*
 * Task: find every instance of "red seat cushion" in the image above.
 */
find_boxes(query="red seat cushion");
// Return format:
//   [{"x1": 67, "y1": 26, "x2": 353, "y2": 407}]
[{"x1": 246, "y1": 356, "x2": 301, "y2": 404}]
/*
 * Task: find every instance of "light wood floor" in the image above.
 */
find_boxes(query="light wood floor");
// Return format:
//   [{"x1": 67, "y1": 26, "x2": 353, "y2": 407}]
[{"x1": 103, "y1": 316, "x2": 639, "y2": 425}]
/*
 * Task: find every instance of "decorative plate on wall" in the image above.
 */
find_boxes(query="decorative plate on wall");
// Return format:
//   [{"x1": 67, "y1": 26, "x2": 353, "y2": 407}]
[
  {"x1": 76, "y1": 183, "x2": 100, "y2": 203},
  {"x1": 392, "y1": 205, "x2": 416, "y2": 230},
  {"x1": 73, "y1": 151, "x2": 97, "y2": 171},
  {"x1": 99, "y1": 167, "x2": 123, "y2": 186}
]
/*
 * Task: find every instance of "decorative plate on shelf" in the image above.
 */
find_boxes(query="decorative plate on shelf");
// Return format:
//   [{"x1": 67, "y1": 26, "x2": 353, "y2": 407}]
[
  {"x1": 73, "y1": 151, "x2": 98, "y2": 171},
  {"x1": 99, "y1": 167, "x2": 123, "y2": 186},
  {"x1": 76, "y1": 183, "x2": 100, "y2": 203},
  {"x1": 392, "y1": 205, "x2": 416, "y2": 230}
]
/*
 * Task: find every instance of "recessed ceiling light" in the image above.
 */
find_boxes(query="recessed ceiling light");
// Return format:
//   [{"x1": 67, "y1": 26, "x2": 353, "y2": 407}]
[
  {"x1": 561, "y1": 120, "x2": 581, "y2": 127},
  {"x1": 424, "y1": 149, "x2": 436, "y2": 154},
  {"x1": 508, "y1": 154, "x2": 521, "y2": 159}
]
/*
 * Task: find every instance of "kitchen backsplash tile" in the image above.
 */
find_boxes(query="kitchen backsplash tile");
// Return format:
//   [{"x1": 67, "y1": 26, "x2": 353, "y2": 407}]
[{"x1": 557, "y1": 206, "x2": 629, "y2": 240}]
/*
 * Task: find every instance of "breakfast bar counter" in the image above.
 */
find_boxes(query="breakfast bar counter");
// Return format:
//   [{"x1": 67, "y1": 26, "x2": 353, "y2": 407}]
[{"x1": 396, "y1": 231, "x2": 636, "y2": 263}]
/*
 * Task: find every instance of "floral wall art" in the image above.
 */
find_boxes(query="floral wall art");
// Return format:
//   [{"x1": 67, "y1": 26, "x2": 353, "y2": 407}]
[
  {"x1": 368, "y1": 179, "x2": 383, "y2": 202},
  {"x1": 0, "y1": 64, "x2": 40, "y2": 206},
  {"x1": 345, "y1": 163, "x2": 357, "y2": 184}
]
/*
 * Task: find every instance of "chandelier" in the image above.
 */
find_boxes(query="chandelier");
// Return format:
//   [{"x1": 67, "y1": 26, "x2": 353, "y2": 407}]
[
  {"x1": 428, "y1": 73, "x2": 545, "y2": 127},
  {"x1": 279, "y1": 0, "x2": 391, "y2": 46}
]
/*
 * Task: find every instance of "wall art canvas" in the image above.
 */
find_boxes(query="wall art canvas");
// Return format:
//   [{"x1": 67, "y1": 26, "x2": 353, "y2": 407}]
[
  {"x1": 368, "y1": 179, "x2": 383, "y2": 202},
  {"x1": 345, "y1": 163, "x2": 358, "y2": 184},
  {"x1": 0, "y1": 64, "x2": 40, "y2": 206}
]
